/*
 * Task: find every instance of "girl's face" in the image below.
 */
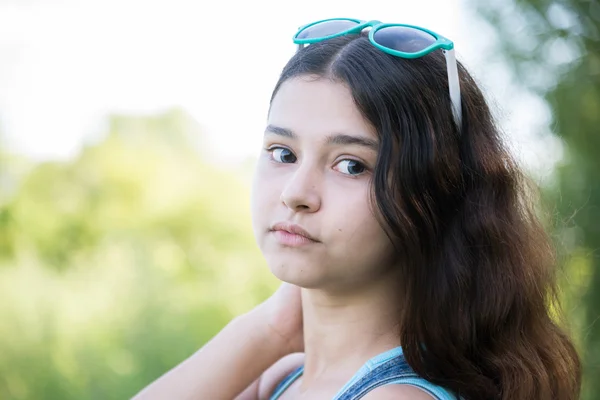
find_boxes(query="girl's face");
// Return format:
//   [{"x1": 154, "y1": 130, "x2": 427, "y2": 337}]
[{"x1": 251, "y1": 76, "x2": 397, "y2": 291}]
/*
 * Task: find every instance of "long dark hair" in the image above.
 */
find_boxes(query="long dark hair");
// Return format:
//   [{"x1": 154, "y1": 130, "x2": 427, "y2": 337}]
[{"x1": 269, "y1": 33, "x2": 581, "y2": 400}]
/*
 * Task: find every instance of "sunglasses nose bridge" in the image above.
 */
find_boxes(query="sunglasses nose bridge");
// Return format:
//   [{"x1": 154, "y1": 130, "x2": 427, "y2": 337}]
[{"x1": 361, "y1": 20, "x2": 382, "y2": 32}]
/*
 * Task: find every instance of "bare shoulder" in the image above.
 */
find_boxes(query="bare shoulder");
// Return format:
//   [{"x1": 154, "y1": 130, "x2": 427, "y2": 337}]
[
  {"x1": 361, "y1": 384, "x2": 436, "y2": 400},
  {"x1": 258, "y1": 352, "x2": 305, "y2": 399}
]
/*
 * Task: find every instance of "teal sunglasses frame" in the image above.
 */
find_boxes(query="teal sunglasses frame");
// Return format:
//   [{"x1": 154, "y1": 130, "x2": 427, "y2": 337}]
[{"x1": 293, "y1": 18, "x2": 462, "y2": 128}]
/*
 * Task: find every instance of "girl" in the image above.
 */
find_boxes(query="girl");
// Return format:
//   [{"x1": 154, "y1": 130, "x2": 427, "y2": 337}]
[{"x1": 133, "y1": 19, "x2": 581, "y2": 400}]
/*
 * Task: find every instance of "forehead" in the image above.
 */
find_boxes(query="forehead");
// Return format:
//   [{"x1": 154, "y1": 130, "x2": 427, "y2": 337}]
[{"x1": 268, "y1": 76, "x2": 376, "y2": 139}]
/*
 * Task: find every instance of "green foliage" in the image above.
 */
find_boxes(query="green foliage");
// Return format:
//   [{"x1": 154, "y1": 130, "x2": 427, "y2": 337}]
[
  {"x1": 0, "y1": 109, "x2": 278, "y2": 399},
  {"x1": 473, "y1": 0, "x2": 600, "y2": 398}
]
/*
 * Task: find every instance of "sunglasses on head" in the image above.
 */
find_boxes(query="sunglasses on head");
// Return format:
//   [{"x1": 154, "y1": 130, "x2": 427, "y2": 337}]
[{"x1": 293, "y1": 18, "x2": 462, "y2": 129}]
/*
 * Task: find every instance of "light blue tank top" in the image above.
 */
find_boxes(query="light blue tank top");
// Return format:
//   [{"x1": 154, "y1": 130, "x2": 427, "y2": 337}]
[{"x1": 269, "y1": 346, "x2": 457, "y2": 400}]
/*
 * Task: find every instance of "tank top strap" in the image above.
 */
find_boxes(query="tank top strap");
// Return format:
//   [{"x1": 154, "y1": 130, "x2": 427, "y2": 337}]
[
  {"x1": 269, "y1": 365, "x2": 304, "y2": 400},
  {"x1": 269, "y1": 347, "x2": 457, "y2": 400},
  {"x1": 334, "y1": 351, "x2": 457, "y2": 400}
]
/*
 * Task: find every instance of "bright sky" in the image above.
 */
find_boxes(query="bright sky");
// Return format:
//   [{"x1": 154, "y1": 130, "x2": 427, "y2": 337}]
[{"x1": 0, "y1": 0, "x2": 562, "y2": 175}]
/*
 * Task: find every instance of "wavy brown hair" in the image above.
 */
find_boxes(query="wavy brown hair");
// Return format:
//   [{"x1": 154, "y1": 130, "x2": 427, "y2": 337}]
[{"x1": 270, "y1": 32, "x2": 581, "y2": 399}]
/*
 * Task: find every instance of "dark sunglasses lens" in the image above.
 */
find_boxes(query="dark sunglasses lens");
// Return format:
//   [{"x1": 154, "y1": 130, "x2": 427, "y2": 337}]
[
  {"x1": 373, "y1": 26, "x2": 436, "y2": 53},
  {"x1": 297, "y1": 20, "x2": 360, "y2": 40}
]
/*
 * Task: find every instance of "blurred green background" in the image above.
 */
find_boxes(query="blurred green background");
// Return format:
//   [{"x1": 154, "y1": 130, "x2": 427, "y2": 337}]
[
  {"x1": 473, "y1": 0, "x2": 600, "y2": 398},
  {"x1": 0, "y1": 0, "x2": 598, "y2": 399},
  {"x1": 0, "y1": 109, "x2": 279, "y2": 399}
]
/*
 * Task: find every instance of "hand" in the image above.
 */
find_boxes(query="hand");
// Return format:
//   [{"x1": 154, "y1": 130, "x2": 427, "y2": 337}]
[{"x1": 255, "y1": 283, "x2": 304, "y2": 355}]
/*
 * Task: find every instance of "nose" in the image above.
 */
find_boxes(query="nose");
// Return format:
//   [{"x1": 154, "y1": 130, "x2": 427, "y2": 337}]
[{"x1": 280, "y1": 164, "x2": 321, "y2": 213}]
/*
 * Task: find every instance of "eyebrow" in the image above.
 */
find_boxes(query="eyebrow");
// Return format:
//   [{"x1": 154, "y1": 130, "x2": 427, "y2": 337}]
[{"x1": 265, "y1": 124, "x2": 379, "y2": 151}]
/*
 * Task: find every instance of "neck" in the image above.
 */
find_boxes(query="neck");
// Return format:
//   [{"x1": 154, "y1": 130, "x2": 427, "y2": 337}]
[{"x1": 299, "y1": 269, "x2": 402, "y2": 389}]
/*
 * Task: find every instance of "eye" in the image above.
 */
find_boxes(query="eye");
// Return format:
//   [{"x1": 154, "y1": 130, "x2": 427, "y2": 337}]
[
  {"x1": 335, "y1": 159, "x2": 367, "y2": 176},
  {"x1": 270, "y1": 147, "x2": 297, "y2": 163}
]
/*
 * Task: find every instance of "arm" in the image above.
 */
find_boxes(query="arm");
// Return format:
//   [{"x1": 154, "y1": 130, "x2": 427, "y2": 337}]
[
  {"x1": 132, "y1": 309, "x2": 287, "y2": 400},
  {"x1": 235, "y1": 353, "x2": 305, "y2": 400},
  {"x1": 132, "y1": 283, "x2": 303, "y2": 400}
]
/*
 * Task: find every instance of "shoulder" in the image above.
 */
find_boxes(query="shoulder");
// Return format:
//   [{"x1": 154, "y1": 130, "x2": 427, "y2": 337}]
[
  {"x1": 361, "y1": 384, "x2": 436, "y2": 400},
  {"x1": 258, "y1": 352, "x2": 305, "y2": 399}
]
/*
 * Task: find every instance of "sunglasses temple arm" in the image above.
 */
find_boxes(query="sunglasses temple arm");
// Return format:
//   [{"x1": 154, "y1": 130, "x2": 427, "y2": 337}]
[{"x1": 444, "y1": 49, "x2": 462, "y2": 129}]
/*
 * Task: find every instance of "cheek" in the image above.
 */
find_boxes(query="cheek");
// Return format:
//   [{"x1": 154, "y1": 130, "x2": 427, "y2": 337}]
[
  {"x1": 340, "y1": 208, "x2": 385, "y2": 246},
  {"x1": 331, "y1": 196, "x2": 395, "y2": 264},
  {"x1": 251, "y1": 164, "x2": 281, "y2": 218}
]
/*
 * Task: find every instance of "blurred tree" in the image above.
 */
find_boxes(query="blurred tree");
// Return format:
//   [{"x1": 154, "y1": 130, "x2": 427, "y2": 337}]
[
  {"x1": 0, "y1": 121, "x2": 32, "y2": 262},
  {"x1": 472, "y1": 0, "x2": 599, "y2": 398},
  {"x1": 7, "y1": 108, "x2": 249, "y2": 271},
  {"x1": 0, "y1": 108, "x2": 277, "y2": 399}
]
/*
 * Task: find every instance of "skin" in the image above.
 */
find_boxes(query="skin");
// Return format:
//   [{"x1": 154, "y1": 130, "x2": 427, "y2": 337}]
[
  {"x1": 252, "y1": 75, "x2": 398, "y2": 292},
  {"x1": 132, "y1": 76, "x2": 434, "y2": 399},
  {"x1": 249, "y1": 75, "x2": 433, "y2": 399}
]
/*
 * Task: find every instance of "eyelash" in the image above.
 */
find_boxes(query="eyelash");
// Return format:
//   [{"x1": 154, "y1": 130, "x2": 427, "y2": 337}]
[{"x1": 265, "y1": 146, "x2": 369, "y2": 176}]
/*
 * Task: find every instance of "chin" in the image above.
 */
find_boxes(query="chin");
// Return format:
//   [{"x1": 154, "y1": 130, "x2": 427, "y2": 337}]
[{"x1": 265, "y1": 255, "x2": 325, "y2": 289}]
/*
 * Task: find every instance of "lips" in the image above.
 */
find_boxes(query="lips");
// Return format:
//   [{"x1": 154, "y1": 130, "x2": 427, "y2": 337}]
[{"x1": 270, "y1": 222, "x2": 319, "y2": 242}]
